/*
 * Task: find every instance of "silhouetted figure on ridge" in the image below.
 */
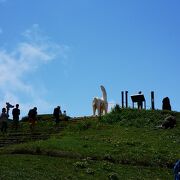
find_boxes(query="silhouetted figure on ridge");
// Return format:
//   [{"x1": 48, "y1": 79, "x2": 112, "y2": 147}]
[
  {"x1": 0, "y1": 107, "x2": 9, "y2": 134},
  {"x1": 162, "y1": 97, "x2": 171, "y2": 111},
  {"x1": 28, "y1": 107, "x2": 37, "y2": 131},
  {"x1": 53, "y1": 106, "x2": 62, "y2": 124},
  {"x1": 12, "y1": 104, "x2": 20, "y2": 130},
  {"x1": 62, "y1": 110, "x2": 70, "y2": 121},
  {"x1": 137, "y1": 91, "x2": 143, "y2": 110},
  {"x1": 63, "y1": 110, "x2": 66, "y2": 116}
]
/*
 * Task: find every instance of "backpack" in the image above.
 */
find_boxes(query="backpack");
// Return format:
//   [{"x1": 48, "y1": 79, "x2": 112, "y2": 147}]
[{"x1": 53, "y1": 108, "x2": 58, "y2": 117}]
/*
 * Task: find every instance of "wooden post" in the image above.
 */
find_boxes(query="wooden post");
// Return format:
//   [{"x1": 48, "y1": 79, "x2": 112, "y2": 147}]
[
  {"x1": 125, "y1": 91, "x2": 128, "y2": 108},
  {"x1": 151, "y1": 91, "x2": 155, "y2": 110},
  {"x1": 121, "y1": 91, "x2": 124, "y2": 108}
]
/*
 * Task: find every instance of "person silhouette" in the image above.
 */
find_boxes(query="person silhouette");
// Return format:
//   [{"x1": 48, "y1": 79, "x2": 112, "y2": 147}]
[
  {"x1": 12, "y1": 104, "x2": 20, "y2": 130},
  {"x1": 28, "y1": 107, "x2": 37, "y2": 131},
  {"x1": 0, "y1": 108, "x2": 9, "y2": 134},
  {"x1": 137, "y1": 91, "x2": 143, "y2": 110},
  {"x1": 53, "y1": 106, "x2": 62, "y2": 124}
]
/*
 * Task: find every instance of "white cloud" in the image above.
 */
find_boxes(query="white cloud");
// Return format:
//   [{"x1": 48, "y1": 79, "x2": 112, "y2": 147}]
[
  {"x1": 0, "y1": 24, "x2": 68, "y2": 117},
  {"x1": 0, "y1": 0, "x2": 7, "y2": 4}
]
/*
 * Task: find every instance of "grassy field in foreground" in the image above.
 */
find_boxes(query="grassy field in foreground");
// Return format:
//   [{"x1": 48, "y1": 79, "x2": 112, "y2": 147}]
[
  {"x1": 0, "y1": 155, "x2": 172, "y2": 180},
  {"x1": 0, "y1": 108, "x2": 179, "y2": 179}
]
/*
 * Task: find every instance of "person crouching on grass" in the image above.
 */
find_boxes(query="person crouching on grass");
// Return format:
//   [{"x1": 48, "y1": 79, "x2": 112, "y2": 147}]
[
  {"x1": 28, "y1": 107, "x2": 37, "y2": 131},
  {"x1": 0, "y1": 108, "x2": 9, "y2": 134}
]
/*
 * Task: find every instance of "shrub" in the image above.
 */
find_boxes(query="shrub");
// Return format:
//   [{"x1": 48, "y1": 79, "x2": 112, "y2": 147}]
[
  {"x1": 111, "y1": 104, "x2": 121, "y2": 114},
  {"x1": 73, "y1": 161, "x2": 88, "y2": 169},
  {"x1": 85, "y1": 168, "x2": 94, "y2": 174},
  {"x1": 102, "y1": 162, "x2": 113, "y2": 171}
]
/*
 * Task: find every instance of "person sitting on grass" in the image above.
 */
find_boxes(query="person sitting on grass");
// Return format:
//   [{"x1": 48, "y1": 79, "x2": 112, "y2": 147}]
[
  {"x1": 0, "y1": 108, "x2": 9, "y2": 134},
  {"x1": 28, "y1": 107, "x2": 37, "y2": 131}
]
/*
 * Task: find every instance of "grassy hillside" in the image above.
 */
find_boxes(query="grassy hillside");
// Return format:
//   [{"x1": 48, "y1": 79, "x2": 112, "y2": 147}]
[{"x1": 0, "y1": 108, "x2": 179, "y2": 179}]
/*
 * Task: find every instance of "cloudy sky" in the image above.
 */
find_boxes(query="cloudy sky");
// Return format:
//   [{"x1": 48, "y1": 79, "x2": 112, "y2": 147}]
[{"x1": 0, "y1": 0, "x2": 180, "y2": 118}]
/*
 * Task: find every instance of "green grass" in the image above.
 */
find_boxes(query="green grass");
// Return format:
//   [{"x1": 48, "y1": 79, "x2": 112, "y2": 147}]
[
  {"x1": 0, "y1": 154, "x2": 173, "y2": 180},
  {"x1": 4, "y1": 121, "x2": 179, "y2": 167},
  {"x1": 0, "y1": 109, "x2": 179, "y2": 179}
]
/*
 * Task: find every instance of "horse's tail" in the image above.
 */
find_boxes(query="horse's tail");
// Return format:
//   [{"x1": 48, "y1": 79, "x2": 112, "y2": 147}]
[{"x1": 100, "y1": 85, "x2": 107, "y2": 102}]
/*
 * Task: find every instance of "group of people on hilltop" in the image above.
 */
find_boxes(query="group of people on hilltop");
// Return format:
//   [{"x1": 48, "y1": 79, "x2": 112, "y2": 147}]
[
  {"x1": 0, "y1": 104, "x2": 68, "y2": 134},
  {"x1": 53, "y1": 106, "x2": 68, "y2": 124},
  {"x1": 0, "y1": 104, "x2": 20, "y2": 134}
]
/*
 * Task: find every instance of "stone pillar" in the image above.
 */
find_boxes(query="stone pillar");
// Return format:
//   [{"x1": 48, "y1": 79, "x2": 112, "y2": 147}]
[
  {"x1": 151, "y1": 91, "x2": 155, "y2": 110},
  {"x1": 125, "y1": 91, "x2": 128, "y2": 108},
  {"x1": 121, "y1": 91, "x2": 124, "y2": 108}
]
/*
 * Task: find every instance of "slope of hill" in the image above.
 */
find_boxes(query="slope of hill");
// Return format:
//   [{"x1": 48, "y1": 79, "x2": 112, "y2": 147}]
[{"x1": 0, "y1": 108, "x2": 179, "y2": 179}]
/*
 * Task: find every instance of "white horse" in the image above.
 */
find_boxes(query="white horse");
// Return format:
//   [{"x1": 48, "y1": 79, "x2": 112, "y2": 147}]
[{"x1": 92, "y1": 85, "x2": 108, "y2": 116}]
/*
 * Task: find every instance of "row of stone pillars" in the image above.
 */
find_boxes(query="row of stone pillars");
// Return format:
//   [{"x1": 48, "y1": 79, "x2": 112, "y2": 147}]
[
  {"x1": 121, "y1": 91, "x2": 128, "y2": 108},
  {"x1": 121, "y1": 91, "x2": 155, "y2": 110}
]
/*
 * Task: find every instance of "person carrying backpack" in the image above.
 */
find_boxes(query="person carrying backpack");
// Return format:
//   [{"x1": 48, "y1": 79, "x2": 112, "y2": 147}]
[
  {"x1": 28, "y1": 107, "x2": 37, "y2": 131},
  {"x1": 53, "y1": 106, "x2": 62, "y2": 125}
]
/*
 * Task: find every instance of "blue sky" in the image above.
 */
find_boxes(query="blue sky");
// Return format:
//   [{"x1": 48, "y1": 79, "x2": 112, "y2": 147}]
[{"x1": 0, "y1": 0, "x2": 180, "y2": 118}]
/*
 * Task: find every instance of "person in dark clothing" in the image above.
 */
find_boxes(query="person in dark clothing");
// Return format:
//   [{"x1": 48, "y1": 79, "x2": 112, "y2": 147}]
[
  {"x1": 0, "y1": 108, "x2": 9, "y2": 134},
  {"x1": 53, "y1": 106, "x2": 62, "y2": 124},
  {"x1": 12, "y1": 104, "x2": 20, "y2": 130},
  {"x1": 137, "y1": 91, "x2": 143, "y2": 110},
  {"x1": 28, "y1": 107, "x2": 37, "y2": 131}
]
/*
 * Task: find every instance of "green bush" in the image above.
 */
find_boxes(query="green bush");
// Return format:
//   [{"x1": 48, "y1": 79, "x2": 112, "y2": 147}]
[
  {"x1": 111, "y1": 104, "x2": 121, "y2": 114},
  {"x1": 73, "y1": 161, "x2": 88, "y2": 169}
]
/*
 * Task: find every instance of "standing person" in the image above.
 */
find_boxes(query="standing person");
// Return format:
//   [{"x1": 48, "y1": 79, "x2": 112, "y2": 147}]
[
  {"x1": 63, "y1": 110, "x2": 66, "y2": 116},
  {"x1": 137, "y1": 91, "x2": 143, "y2": 110},
  {"x1": 62, "y1": 110, "x2": 70, "y2": 121},
  {"x1": 12, "y1": 104, "x2": 20, "y2": 130},
  {"x1": 28, "y1": 107, "x2": 37, "y2": 131},
  {"x1": 0, "y1": 108, "x2": 9, "y2": 134},
  {"x1": 53, "y1": 106, "x2": 62, "y2": 125}
]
